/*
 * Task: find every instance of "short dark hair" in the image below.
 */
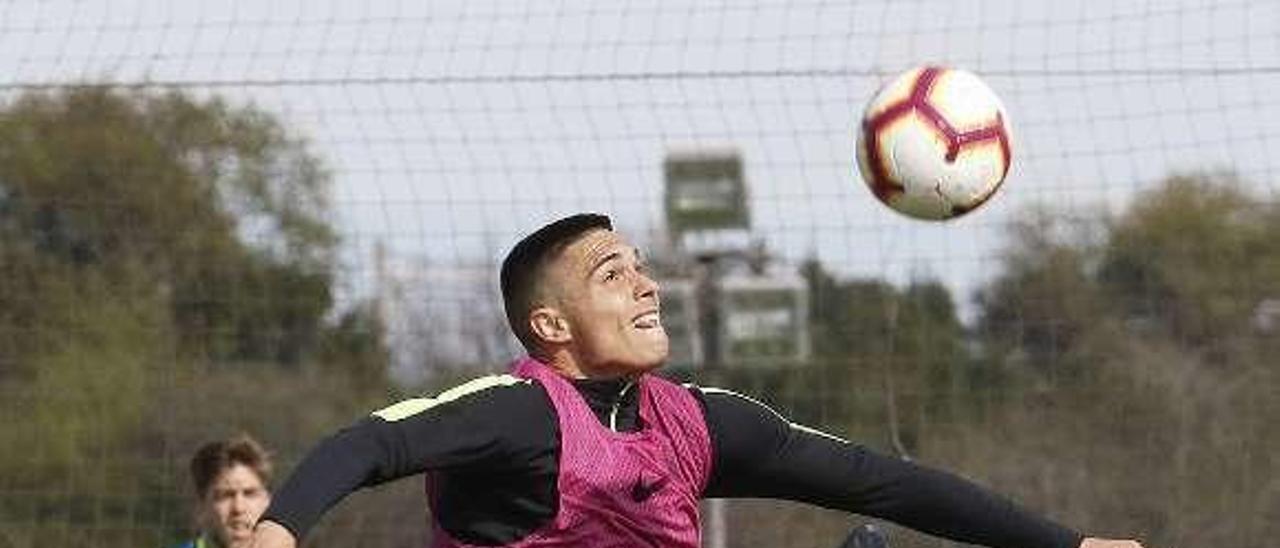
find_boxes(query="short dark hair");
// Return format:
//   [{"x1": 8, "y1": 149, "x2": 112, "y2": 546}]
[
  {"x1": 501, "y1": 213, "x2": 613, "y2": 353},
  {"x1": 190, "y1": 433, "x2": 273, "y2": 499}
]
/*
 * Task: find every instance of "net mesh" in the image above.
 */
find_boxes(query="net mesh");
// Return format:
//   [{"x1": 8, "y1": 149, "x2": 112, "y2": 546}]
[{"x1": 0, "y1": 1, "x2": 1277, "y2": 547}]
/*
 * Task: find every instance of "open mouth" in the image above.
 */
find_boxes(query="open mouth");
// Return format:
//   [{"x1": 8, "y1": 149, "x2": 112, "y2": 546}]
[{"x1": 631, "y1": 309, "x2": 661, "y2": 329}]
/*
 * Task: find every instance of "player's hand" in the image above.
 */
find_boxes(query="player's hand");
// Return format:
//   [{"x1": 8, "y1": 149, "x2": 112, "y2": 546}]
[
  {"x1": 1079, "y1": 538, "x2": 1144, "y2": 548},
  {"x1": 249, "y1": 520, "x2": 297, "y2": 548}
]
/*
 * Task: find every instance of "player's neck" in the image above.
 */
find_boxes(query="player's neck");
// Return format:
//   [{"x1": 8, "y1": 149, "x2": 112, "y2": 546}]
[{"x1": 541, "y1": 350, "x2": 638, "y2": 381}]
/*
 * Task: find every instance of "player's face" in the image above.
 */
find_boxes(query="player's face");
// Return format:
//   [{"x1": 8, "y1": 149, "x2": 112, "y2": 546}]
[
  {"x1": 553, "y1": 229, "x2": 667, "y2": 377},
  {"x1": 199, "y1": 464, "x2": 270, "y2": 548}
]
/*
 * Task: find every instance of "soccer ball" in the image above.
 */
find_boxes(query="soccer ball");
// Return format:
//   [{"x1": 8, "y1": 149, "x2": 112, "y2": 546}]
[{"x1": 855, "y1": 66, "x2": 1012, "y2": 220}]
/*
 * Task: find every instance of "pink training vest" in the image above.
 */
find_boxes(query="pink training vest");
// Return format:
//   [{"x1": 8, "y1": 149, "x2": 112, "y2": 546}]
[{"x1": 426, "y1": 357, "x2": 712, "y2": 548}]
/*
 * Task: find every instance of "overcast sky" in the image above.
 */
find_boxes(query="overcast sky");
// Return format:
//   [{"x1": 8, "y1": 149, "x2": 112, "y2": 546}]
[{"x1": 2, "y1": 0, "x2": 1277, "y2": 332}]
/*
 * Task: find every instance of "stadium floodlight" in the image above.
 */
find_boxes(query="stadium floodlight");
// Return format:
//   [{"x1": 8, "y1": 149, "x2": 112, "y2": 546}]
[{"x1": 663, "y1": 150, "x2": 750, "y2": 238}]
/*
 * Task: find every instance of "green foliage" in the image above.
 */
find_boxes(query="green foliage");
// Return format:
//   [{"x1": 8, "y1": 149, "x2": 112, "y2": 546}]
[
  {"x1": 743, "y1": 174, "x2": 1279, "y2": 548},
  {"x1": 317, "y1": 302, "x2": 393, "y2": 392},
  {"x1": 0, "y1": 87, "x2": 337, "y2": 366},
  {"x1": 0, "y1": 267, "x2": 163, "y2": 483},
  {"x1": 0, "y1": 87, "x2": 388, "y2": 547},
  {"x1": 961, "y1": 173, "x2": 1280, "y2": 547},
  {"x1": 976, "y1": 210, "x2": 1108, "y2": 370},
  {"x1": 1099, "y1": 174, "x2": 1280, "y2": 346},
  {"x1": 800, "y1": 259, "x2": 968, "y2": 454}
]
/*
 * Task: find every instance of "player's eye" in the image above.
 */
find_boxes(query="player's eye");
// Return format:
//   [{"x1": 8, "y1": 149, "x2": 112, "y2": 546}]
[{"x1": 603, "y1": 269, "x2": 619, "y2": 282}]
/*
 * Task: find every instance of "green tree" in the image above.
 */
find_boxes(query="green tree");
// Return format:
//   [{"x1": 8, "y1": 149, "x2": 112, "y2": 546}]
[
  {"x1": 966, "y1": 173, "x2": 1280, "y2": 548},
  {"x1": 975, "y1": 210, "x2": 1107, "y2": 373},
  {"x1": 800, "y1": 259, "x2": 967, "y2": 455},
  {"x1": 0, "y1": 87, "x2": 337, "y2": 368},
  {"x1": 0, "y1": 87, "x2": 387, "y2": 547},
  {"x1": 1098, "y1": 173, "x2": 1280, "y2": 349}
]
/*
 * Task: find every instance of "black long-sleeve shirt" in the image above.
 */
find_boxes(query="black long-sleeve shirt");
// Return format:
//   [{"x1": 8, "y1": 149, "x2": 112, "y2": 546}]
[{"x1": 262, "y1": 374, "x2": 1082, "y2": 548}]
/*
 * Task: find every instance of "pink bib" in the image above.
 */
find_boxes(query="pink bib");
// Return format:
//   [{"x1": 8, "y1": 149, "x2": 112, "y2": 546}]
[{"x1": 427, "y1": 357, "x2": 712, "y2": 548}]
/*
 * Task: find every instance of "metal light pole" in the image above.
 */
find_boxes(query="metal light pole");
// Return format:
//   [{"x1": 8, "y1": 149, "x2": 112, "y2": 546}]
[{"x1": 695, "y1": 252, "x2": 728, "y2": 548}]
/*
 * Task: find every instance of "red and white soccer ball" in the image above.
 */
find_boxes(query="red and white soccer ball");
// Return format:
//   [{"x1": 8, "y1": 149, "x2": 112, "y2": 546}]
[{"x1": 856, "y1": 66, "x2": 1013, "y2": 220}]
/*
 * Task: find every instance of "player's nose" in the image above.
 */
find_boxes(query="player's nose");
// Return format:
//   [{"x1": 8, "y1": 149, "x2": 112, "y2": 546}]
[
  {"x1": 230, "y1": 493, "x2": 248, "y2": 513},
  {"x1": 634, "y1": 270, "x2": 658, "y2": 299}
]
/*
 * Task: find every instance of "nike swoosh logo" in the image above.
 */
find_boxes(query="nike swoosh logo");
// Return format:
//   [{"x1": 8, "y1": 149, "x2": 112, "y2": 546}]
[{"x1": 630, "y1": 474, "x2": 668, "y2": 502}]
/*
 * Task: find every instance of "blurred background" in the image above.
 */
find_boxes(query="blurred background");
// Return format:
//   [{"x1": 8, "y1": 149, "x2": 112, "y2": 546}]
[{"x1": 0, "y1": 1, "x2": 1277, "y2": 547}]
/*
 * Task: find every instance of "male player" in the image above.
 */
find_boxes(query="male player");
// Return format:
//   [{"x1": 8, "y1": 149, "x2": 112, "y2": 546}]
[
  {"x1": 251, "y1": 213, "x2": 1145, "y2": 548},
  {"x1": 181, "y1": 434, "x2": 273, "y2": 548}
]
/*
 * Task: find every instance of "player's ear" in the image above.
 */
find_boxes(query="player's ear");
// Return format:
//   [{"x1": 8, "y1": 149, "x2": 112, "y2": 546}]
[{"x1": 529, "y1": 307, "x2": 572, "y2": 345}]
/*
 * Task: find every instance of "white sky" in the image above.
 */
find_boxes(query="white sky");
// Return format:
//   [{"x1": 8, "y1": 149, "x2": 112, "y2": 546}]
[{"x1": 2, "y1": 0, "x2": 1277, "y2": 333}]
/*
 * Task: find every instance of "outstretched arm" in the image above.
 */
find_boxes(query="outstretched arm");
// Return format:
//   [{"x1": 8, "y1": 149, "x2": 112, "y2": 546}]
[
  {"x1": 252, "y1": 375, "x2": 544, "y2": 545},
  {"x1": 697, "y1": 387, "x2": 1143, "y2": 548}
]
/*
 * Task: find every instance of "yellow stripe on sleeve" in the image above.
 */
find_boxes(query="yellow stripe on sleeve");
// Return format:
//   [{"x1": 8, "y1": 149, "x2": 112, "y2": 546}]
[{"x1": 372, "y1": 374, "x2": 528, "y2": 422}]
